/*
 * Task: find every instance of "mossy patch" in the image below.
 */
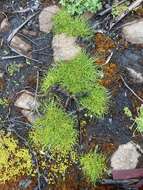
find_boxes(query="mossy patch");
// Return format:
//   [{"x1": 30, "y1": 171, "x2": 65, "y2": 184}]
[
  {"x1": 80, "y1": 85, "x2": 109, "y2": 117},
  {"x1": 80, "y1": 151, "x2": 106, "y2": 184},
  {"x1": 30, "y1": 102, "x2": 77, "y2": 155},
  {"x1": 53, "y1": 9, "x2": 92, "y2": 37},
  {"x1": 42, "y1": 52, "x2": 98, "y2": 94}
]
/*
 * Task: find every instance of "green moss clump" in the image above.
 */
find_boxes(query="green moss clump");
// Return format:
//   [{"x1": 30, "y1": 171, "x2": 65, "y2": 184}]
[
  {"x1": 0, "y1": 132, "x2": 32, "y2": 183},
  {"x1": 30, "y1": 102, "x2": 77, "y2": 155},
  {"x1": 42, "y1": 52, "x2": 98, "y2": 94},
  {"x1": 53, "y1": 9, "x2": 92, "y2": 37},
  {"x1": 80, "y1": 85, "x2": 109, "y2": 117},
  {"x1": 80, "y1": 151, "x2": 106, "y2": 184},
  {"x1": 42, "y1": 52, "x2": 109, "y2": 118}
]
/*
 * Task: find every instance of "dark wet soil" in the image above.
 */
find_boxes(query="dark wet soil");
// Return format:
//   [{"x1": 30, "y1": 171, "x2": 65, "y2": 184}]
[{"x1": 0, "y1": 0, "x2": 143, "y2": 190}]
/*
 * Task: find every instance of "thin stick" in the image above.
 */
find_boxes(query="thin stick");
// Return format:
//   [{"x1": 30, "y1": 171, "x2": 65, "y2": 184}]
[
  {"x1": 7, "y1": 11, "x2": 39, "y2": 43},
  {"x1": 120, "y1": 75, "x2": 143, "y2": 103},
  {"x1": 110, "y1": 0, "x2": 143, "y2": 30},
  {"x1": 1, "y1": 55, "x2": 23, "y2": 60},
  {"x1": 8, "y1": 44, "x2": 43, "y2": 63},
  {"x1": 101, "y1": 51, "x2": 113, "y2": 66}
]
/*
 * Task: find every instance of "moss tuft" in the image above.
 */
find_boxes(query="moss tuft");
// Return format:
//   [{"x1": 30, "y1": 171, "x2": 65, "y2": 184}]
[
  {"x1": 80, "y1": 151, "x2": 106, "y2": 184},
  {"x1": 42, "y1": 52, "x2": 98, "y2": 94},
  {"x1": 53, "y1": 9, "x2": 92, "y2": 37},
  {"x1": 30, "y1": 102, "x2": 77, "y2": 155},
  {"x1": 80, "y1": 85, "x2": 109, "y2": 117}
]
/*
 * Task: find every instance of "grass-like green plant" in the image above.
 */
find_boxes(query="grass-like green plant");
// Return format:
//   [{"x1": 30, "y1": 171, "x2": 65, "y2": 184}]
[
  {"x1": 59, "y1": 0, "x2": 102, "y2": 15},
  {"x1": 0, "y1": 132, "x2": 32, "y2": 183},
  {"x1": 42, "y1": 52, "x2": 98, "y2": 94},
  {"x1": 53, "y1": 9, "x2": 92, "y2": 37},
  {"x1": 30, "y1": 102, "x2": 77, "y2": 155},
  {"x1": 80, "y1": 151, "x2": 106, "y2": 184},
  {"x1": 135, "y1": 106, "x2": 143, "y2": 133},
  {"x1": 123, "y1": 106, "x2": 143, "y2": 133},
  {"x1": 80, "y1": 85, "x2": 109, "y2": 117},
  {"x1": 112, "y1": 2, "x2": 129, "y2": 18}
]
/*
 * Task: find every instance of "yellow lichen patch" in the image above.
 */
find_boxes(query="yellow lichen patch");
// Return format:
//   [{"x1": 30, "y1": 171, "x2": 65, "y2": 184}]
[
  {"x1": 0, "y1": 132, "x2": 33, "y2": 184},
  {"x1": 38, "y1": 151, "x2": 78, "y2": 185}
]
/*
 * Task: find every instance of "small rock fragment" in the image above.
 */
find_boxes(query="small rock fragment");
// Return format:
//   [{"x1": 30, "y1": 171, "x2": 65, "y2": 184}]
[
  {"x1": 52, "y1": 33, "x2": 81, "y2": 62},
  {"x1": 0, "y1": 18, "x2": 10, "y2": 32},
  {"x1": 15, "y1": 91, "x2": 38, "y2": 110},
  {"x1": 111, "y1": 142, "x2": 140, "y2": 170},
  {"x1": 21, "y1": 110, "x2": 38, "y2": 123},
  {"x1": 112, "y1": 48, "x2": 143, "y2": 84},
  {"x1": 126, "y1": 67, "x2": 143, "y2": 83},
  {"x1": 122, "y1": 19, "x2": 143, "y2": 44},
  {"x1": 10, "y1": 36, "x2": 32, "y2": 55},
  {"x1": 15, "y1": 91, "x2": 39, "y2": 123},
  {"x1": 39, "y1": 5, "x2": 60, "y2": 33}
]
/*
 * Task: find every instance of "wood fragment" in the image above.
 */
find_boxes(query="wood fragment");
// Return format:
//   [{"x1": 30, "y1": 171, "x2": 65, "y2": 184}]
[
  {"x1": 120, "y1": 75, "x2": 143, "y2": 103},
  {"x1": 113, "y1": 168, "x2": 143, "y2": 180}
]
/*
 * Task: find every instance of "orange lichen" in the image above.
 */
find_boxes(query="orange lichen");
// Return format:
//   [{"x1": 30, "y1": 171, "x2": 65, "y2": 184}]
[
  {"x1": 95, "y1": 33, "x2": 115, "y2": 55},
  {"x1": 100, "y1": 63, "x2": 119, "y2": 88}
]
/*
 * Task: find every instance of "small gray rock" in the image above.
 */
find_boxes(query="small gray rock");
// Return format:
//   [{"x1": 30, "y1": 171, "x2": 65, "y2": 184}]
[
  {"x1": 111, "y1": 142, "x2": 140, "y2": 170},
  {"x1": 52, "y1": 33, "x2": 81, "y2": 62},
  {"x1": 10, "y1": 36, "x2": 32, "y2": 55},
  {"x1": 0, "y1": 18, "x2": 10, "y2": 32},
  {"x1": 122, "y1": 19, "x2": 143, "y2": 44},
  {"x1": 39, "y1": 5, "x2": 60, "y2": 33},
  {"x1": 15, "y1": 91, "x2": 39, "y2": 123}
]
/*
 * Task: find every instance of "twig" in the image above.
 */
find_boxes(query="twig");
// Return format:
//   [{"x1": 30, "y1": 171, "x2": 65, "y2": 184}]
[
  {"x1": 120, "y1": 75, "x2": 143, "y2": 103},
  {"x1": 110, "y1": 0, "x2": 143, "y2": 30},
  {"x1": 98, "y1": 0, "x2": 127, "y2": 16},
  {"x1": 17, "y1": 32, "x2": 38, "y2": 46},
  {"x1": 8, "y1": 44, "x2": 43, "y2": 63},
  {"x1": 7, "y1": 11, "x2": 39, "y2": 43},
  {"x1": 101, "y1": 51, "x2": 113, "y2": 66},
  {"x1": 1, "y1": 55, "x2": 23, "y2": 60}
]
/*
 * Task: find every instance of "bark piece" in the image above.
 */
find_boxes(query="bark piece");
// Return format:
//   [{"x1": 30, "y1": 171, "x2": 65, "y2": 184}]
[{"x1": 112, "y1": 168, "x2": 143, "y2": 180}]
